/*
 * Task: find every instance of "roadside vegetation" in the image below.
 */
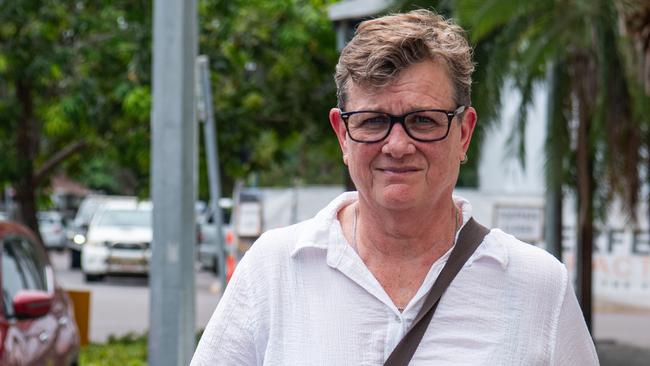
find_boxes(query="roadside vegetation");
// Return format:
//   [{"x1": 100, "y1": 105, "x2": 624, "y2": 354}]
[
  {"x1": 79, "y1": 331, "x2": 204, "y2": 365},
  {"x1": 80, "y1": 334, "x2": 147, "y2": 366}
]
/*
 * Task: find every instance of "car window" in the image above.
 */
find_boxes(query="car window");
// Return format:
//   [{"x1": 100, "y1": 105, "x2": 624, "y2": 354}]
[
  {"x1": 2, "y1": 236, "x2": 49, "y2": 317},
  {"x1": 95, "y1": 209, "x2": 152, "y2": 228},
  {"x1": 39, "y1": 217, "x2": 56, "y2": 225},
  {"x1": 206, "y1": 207, "x2": 232, "y2": 225},
  {"x1": 16, "y1": 237, "x2": 48, "y2": 289},
  {"x1": 3, "y1": 240, "x2": 24, "y2": 317},
  {"x1": 73, "y1": 198, "x2": 103, "y2": 227}
]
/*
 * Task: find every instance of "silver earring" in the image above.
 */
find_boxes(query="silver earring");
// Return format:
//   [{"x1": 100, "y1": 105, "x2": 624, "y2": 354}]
[{"x1": 460, "y1": 154, "x2": 468, "y2": 165}]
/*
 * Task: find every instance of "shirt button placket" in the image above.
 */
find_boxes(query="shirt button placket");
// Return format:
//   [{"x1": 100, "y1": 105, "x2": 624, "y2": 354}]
[{"x1": 385, "y1": 311, "x2": 406, "y2": 359}]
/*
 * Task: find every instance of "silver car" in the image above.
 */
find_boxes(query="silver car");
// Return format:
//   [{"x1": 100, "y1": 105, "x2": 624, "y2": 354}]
[{"x1": 38, "y1": 211, "x2": 67, "y2": 250}]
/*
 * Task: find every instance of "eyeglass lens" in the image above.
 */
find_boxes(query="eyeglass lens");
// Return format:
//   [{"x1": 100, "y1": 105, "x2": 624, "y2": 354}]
[{"x1": 346, "y1": 110, "x2": 450, "y2": 142}]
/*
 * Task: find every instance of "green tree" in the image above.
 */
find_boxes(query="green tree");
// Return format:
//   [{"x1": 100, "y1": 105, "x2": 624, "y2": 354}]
[
  {"x1": 0, "y1": 0, "x2": 151, "y2": 237},
  {"x1": 1, "y1": 0, "x2": 343, "y2": 239},
  {"x1": 450, "y1": 0, "x2": 650, "y2": 330},
  {"x1": 615, "y1": 0, "x2": 650, "y2": 95},
  {"x1": 198, "y1": 0, "x2": 341, "y2": 193}
]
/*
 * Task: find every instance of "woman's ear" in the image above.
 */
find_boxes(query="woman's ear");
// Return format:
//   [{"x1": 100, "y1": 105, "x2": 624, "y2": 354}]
[
  {"x1": 330, "y1": 108, "x2": 349, "y2": 162},
  {"x1": 459, "y1": 106, "x2": 477, "y2": 154}
]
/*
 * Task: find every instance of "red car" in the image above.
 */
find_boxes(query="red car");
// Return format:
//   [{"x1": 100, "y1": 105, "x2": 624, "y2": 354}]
[{"x1": 0, "y1": 220, "x2": 80, "y2": 365}]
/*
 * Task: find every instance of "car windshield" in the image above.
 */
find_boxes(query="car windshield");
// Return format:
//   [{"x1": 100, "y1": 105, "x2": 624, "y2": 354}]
[
  {"x1": 38, "y1": 218, "x2": 57, "y2": 225},
  {"x1": 95, "y1": 209, "x2": 151, "y2": 228},
  {"x1": 38, "y1": 213, "x2": 60, "y2": 225},
  {"x1": 75, "y1": 199, "x2": 104, "y2": 223}
]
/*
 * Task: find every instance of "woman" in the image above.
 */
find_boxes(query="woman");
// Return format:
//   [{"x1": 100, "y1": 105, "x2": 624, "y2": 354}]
[{"x1": 192, "y1": 9, "x2": 598, "y2": 365}]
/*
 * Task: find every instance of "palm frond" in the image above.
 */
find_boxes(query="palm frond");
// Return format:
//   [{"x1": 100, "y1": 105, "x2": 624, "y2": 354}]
[{"x1": 454, "y1": 0, "x2": 550, "y2": 43}]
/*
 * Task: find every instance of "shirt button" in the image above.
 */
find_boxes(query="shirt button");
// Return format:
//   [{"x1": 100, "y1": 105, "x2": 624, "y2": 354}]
[{"x1": 395, "y1": 315, "x2": 402, "y2": 322}]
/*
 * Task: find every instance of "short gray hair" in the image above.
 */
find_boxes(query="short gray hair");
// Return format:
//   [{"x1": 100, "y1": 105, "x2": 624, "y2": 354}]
[{"x1": 335, "y1": 9, "x2": 474, "y2": 110}]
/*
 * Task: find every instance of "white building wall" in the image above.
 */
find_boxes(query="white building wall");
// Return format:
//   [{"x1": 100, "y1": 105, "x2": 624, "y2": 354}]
[{"x1": 478, "y1": 84, "x2": 548, "y2": 195}]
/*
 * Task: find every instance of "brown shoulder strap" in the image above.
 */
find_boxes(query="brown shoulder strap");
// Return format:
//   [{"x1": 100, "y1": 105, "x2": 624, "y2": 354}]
[{"x1": 383, "y1": 218, "x2": 490, "y2": 366}]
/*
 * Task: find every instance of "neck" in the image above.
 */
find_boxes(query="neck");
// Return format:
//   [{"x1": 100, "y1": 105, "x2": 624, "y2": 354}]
[{"x1": 353, "y1": 197, "x2": 461, "y2": 263}]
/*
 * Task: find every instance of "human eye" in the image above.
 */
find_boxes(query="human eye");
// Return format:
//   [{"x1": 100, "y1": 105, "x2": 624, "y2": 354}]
[
  {"x1": 414, "y1": 115, "x2": 436, "y2": 125},
  {"x1": 407, "y1": 112, "x2": 445, "y2": 130},
  {"x1": 352, "y1": 113, "x2": 389, "y2": 130}
]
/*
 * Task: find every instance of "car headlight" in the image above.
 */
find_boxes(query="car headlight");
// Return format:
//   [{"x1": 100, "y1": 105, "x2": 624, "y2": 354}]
[{"x1": 73, "y1": 234, "x2": 86, "y2": 245}]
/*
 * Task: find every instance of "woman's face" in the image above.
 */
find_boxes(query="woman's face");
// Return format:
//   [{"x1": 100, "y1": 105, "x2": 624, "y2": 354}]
[{"x1": 329, "y1": 61, "x2": 477, "y2": 212}]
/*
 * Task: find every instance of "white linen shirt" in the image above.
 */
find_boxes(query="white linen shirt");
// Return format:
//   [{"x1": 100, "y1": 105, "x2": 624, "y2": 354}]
[{"x1": 192, "y1": 192, "x2": 599, "y2": 365}]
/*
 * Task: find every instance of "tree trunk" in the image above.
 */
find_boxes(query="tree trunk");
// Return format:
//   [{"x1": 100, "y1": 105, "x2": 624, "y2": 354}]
[
  {"x1": 545, "y1": 62, "x2": 569, "y2": 260},
  {"x1": 575, "y1": 154, "x2": 594, "y2": 332},
  {"x1": 545, "y1": 186, "x2": 563, "y2": 260},
  {"x1": 14, "y1": 78, "x2": 43, "y2": 244},
  {"x1": 14, "y1": 178, "x2": 40, "y2": 242},
  {"x1": 573, "y1": 55, "x2": 596, "y2": 332}
]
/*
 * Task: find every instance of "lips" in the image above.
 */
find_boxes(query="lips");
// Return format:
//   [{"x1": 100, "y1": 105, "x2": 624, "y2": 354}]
[{"x1": 376, "y1": 166, "x2": 421, "y2": 173}]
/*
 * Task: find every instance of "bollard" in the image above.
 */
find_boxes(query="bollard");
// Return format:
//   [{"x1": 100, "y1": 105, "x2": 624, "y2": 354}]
[{"x1": 66, "y1": 289, "x2": 91, "y2": 346}]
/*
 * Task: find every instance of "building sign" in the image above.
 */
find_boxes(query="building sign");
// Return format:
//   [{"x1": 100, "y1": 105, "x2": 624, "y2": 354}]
[
  {"x1": 236, "y1": 202, "x2": 262, "y2": 237},
  {"x1": 493, "y1": 204, "x2": 545, "y2": 243},
  {"x1": 561, "y1": 227, "x2": 650, "y2": 310}
]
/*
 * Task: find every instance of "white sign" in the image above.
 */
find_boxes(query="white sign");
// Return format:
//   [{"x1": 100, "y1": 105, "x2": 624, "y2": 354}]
[
  {"x1": 237, "y1": 202, "x2": 262, "y2": 237},
  {"x1": 493, "y1": 205, "x2": 545, "y2": 242}
]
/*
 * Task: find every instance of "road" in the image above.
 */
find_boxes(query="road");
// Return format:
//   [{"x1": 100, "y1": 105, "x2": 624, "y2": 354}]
[
  {"x1": 593, "y1": 310, "x2": 650, "y2": 348},
  {"x1": 49, "y1": 250, "x2": 222, "y2": 343},
  {"x1": 49, "y1": 251, "x2": 650, "y2": 349}
]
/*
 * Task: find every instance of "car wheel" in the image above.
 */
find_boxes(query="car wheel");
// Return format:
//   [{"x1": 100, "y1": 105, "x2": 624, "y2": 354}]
[
  {"x1": 70, "y1": 249, "x2": 82, "y2": 269},
  {"x1": 84, "y1": 273, "x2": 104, "y2": 282}
]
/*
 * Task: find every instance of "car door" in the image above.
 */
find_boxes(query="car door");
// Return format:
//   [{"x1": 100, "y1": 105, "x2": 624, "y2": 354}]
[{"x1": 1, "y1": 235, "x2": 59, "y2": 365}]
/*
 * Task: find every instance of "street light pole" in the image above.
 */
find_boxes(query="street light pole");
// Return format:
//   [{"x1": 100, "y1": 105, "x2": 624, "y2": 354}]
[
  {"x1": 150, "y1": 0, "x2": 197, "y2": 364},
  {"x1": 197, "y1": 55, "x2": 226, "y2": 291}
]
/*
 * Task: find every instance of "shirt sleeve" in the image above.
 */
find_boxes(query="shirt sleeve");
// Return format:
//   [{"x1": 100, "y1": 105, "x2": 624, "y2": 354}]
[
  {"x1": 190, "y1": 254, "x2": 259, "y2": 366},
  {"x1": 551, "y1": 276, "x2": 600, "y2": 365}
]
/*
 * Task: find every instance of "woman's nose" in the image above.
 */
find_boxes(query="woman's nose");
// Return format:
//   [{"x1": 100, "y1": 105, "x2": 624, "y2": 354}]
[{"x1": 381, "y1": 123, "x2": 416, "y2": 158}]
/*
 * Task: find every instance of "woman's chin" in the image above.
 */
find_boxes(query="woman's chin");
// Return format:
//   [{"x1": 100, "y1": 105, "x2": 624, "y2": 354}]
[{"x1": 375, "y1": 185, "x2": 422, "y2": 210}]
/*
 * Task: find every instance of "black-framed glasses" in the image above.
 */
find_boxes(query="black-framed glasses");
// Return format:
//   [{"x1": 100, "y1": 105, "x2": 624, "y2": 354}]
[{"x1": 340, "y1": 105, "x2": 466, "y2": 143}]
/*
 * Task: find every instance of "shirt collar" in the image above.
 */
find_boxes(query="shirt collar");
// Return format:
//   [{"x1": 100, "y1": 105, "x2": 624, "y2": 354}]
[
  {"x1": 290, "y1": 192, "x2": 356, "y2": 257},
  {"x1": 291, "y1": 192, "x2": 509, "y2": 270}
]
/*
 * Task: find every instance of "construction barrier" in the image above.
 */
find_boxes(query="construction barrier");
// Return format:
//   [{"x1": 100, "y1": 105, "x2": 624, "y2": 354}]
[{"x1": 66, "y1": 289, "x2": 90, "y2": 346}]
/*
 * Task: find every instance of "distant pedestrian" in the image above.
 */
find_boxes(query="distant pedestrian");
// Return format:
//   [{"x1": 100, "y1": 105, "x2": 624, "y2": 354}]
[{"x1": 192, "y1": 9, "x2": 598, "y2": 365}]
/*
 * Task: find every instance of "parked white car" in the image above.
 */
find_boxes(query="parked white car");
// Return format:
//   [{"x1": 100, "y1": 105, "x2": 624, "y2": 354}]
[
  {"x1": 67, "y1": 194, "x2": 136, "y2": 269},
  {"x1": 37, "y1": 211, "x2": 67, "y2": 250},
  {"x1": 81, "y1": 200, "x2": 152, "y2": 282}
]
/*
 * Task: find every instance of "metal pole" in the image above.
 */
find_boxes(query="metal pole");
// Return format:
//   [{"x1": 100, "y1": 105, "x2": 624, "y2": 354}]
[
  {"x1": 197, "y1": 55, "x2": 226, "y2": 290},
  {"x1": 150, "y1": 0, "x2": 197, "y2": 364},
  {"x1": 4, "y1": 185, "x2": 14, "y2": 219}
]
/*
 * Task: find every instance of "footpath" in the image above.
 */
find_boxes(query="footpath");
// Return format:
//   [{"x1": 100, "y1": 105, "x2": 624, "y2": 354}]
[{"x1": 597, "y1": 341, "x2": 650, "y2": 365}]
